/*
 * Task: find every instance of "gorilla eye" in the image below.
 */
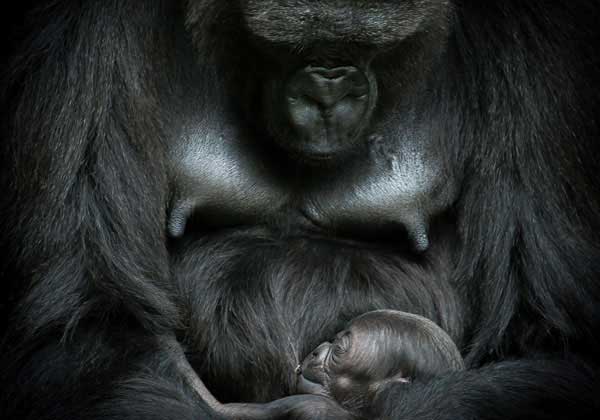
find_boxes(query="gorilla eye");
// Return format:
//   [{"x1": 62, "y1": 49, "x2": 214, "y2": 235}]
[
  {"x1": 329, "y1": 343, "x2": 346, "y2": 365},
  {"x1": 333, "y1": 342, "x2": 347, "y2": 356},
  {"x1": 330, "y1": 333, "x2": 350, "y2": 364}
]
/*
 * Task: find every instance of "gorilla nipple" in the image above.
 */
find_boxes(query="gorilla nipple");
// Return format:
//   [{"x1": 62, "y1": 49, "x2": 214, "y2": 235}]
[
  {"x1": 167, "y1": 198, "x2": 195, "y2": 238},
  {"x1": 403, "y1": 215, "x2": 430, "y2": 253}
]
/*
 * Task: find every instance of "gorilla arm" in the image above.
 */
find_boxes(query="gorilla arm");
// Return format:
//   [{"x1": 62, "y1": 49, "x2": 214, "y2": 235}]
[
  {"x1": 164, "y1": 334, "x2": 599, "y2": 420},
  {"x1": 370, "y1": 359, "x2": 599, "y2": 420},
  {"x1": 161, "y1": 336, "x2": 358, "y2": 420}
]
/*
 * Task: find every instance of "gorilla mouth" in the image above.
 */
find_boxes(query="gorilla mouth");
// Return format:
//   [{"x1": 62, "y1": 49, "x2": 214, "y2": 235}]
[
  {"x1": 296, "y1": 374, "x2": 329, "y2": 396},
  {"x1": 290, "y1": 148, "x2": 339, "y2": 165},
  {"x1": 295, "y1": 365, "x2": 329, "y2": 396},
  {"x1": 276, "y1": 64, "x2": 373, "y2": 161},
  {"x1": 299, "y1": 365, "x2": 324, "y2": 385}
]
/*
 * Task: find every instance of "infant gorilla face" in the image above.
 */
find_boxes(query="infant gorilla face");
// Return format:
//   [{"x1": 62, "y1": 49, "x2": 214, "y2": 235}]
[
  {"x1": 296, "y1": 323, "x2": 388, "y2": 402},
  {"x1": 295, "y1": 310, "x2": 464, "y2": 412}
]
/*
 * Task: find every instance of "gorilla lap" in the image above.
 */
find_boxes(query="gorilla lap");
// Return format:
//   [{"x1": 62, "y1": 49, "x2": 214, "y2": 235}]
[{"x1": 171, "y1": 230, "x2": 462, "y2": 402}]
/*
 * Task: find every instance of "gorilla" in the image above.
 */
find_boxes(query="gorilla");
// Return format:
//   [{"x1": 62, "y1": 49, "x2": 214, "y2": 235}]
[
  {"x1": 164, "y1": 310, "x2": 464, "y2": 419},
  {"x1": 1, "y1": 0, "x2": 600, "y2": 419},
  {"x1": 295, "y1": 310, "x2": 464, "y2": 415}
]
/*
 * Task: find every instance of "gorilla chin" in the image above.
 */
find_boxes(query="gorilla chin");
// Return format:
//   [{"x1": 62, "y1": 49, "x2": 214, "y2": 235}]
[{"x1": 282, "y1": 64, "x2": 373, "y2": 160}]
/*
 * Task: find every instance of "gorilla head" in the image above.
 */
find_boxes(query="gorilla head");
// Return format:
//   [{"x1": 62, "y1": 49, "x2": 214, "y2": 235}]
[{"x1": 186, "y1": 0, "x2": 451, "y2": 161}]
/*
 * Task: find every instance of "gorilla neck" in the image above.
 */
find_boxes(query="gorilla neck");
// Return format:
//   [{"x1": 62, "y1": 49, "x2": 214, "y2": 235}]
[{"x1": 173, "y1": 228, "x2": 464, "y2": 403}]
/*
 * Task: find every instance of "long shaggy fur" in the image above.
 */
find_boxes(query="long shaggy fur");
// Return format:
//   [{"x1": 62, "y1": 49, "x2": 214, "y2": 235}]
[{"x1": 1, "y1": 1, "x2": 600, "y2": 419}]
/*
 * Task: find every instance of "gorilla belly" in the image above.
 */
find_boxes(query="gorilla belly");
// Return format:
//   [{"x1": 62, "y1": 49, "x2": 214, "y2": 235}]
[{"x1": 172, "y1": 228, "x2": 464, "y2": 402}]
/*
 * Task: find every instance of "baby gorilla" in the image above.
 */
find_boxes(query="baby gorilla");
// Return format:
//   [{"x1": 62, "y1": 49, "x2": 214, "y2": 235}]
[
  {"x1": 165, "y1": 310, "x2": 463, "y2": 419},
  {"x1": 296, "y1": 310, "x2": 465, "y2": 414}
]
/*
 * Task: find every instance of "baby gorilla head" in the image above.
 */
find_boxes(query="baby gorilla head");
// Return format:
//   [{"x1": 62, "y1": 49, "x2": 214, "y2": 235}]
[{"x1": 295, "y1": 310, "x2": 464, "y2": 413}]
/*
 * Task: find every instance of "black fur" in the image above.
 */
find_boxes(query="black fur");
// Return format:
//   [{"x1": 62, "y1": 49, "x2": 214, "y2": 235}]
[{"x1": 1, "y1": 1, "x2": 600, "y2": 419}]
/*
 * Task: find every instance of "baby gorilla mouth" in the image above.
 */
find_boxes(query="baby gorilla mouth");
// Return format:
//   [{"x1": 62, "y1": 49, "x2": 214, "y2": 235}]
[
  {"x1": 295, "y1": 342, "x2": 332, "y2": 396},
  {"x1": 295, "y1": 368, "x2": 329, "y2": 396}
]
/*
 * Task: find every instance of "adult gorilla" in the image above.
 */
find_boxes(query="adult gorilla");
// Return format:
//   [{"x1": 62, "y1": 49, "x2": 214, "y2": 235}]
[{"x1": 1, "y1": 0, "x2": 600, "y2": 419}]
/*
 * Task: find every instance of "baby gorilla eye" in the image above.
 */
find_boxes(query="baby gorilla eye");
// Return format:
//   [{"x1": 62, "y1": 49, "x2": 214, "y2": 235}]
[
  {"x1": 329, "y1": 332, "x2": 351, "y2": 364},
  {"x1": 333, "y1": 342, "x2": 346, "y2": 355},
  {"x1": 329, "y1": 344, "x2": 345, "y2": 365}
]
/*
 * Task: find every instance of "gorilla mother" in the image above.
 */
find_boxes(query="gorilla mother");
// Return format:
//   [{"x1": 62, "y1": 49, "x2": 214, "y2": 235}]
[{"x1": 1, "y1": 0, "x2": 599, "y2": 419}]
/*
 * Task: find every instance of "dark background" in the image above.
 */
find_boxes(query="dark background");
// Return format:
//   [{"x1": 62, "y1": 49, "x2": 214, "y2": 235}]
[
  {"x1": 1, "y1": 3, "x2": 33, "y2": 63},
  {"x1": 0, "y1": 1, "x2": 34, "y2": 333}
]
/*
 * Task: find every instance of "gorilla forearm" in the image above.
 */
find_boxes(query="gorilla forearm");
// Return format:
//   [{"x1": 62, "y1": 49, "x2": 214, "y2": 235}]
[
  {"x1": 163, "y1": 335, "x2": 358, "y2": 420},
  {"x1": 0, "y1": 331, "x2": 216, "y2": 420},
  {"x1": 90, "y1": 376, "x2": 215, "y2": 420},
  {"x1": 372, "y1": 358, "x2": 600, "y2": 420}
]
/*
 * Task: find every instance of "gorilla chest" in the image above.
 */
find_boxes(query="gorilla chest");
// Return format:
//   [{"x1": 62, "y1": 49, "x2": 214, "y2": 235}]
[
  {"x1": 167, "y1": 123, "x2": 457, "y2": 256},
  {"x1": 175, "y1": 235, "x2": 463, "y2": 403},
  {"x1": 166, "y1": 47, "x2": 463, "y2": 397}
]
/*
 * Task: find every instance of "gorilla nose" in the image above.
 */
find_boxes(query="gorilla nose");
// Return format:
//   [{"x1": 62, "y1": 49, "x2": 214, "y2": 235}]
[
  {"x1": 283, "y1": 65, "x2": 372, "y2": 160},
  {"x1": 299, "y1": 341, "x2": 331, "y2": 385}
]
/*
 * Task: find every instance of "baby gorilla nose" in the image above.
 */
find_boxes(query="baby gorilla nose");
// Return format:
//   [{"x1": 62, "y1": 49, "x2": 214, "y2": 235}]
[
  {"x1": 284, "y1": 65, "x2": 372, "y2": 159},
  {"x1": 295, "y1": 342, "x2": 332, "y2": 396}
]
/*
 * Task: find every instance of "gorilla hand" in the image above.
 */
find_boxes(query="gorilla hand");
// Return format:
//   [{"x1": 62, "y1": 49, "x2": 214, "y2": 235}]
[
  {"x1": 222, "y1": 395, "x2": 360, "y2": 420},
  {"x1": 278, "y1": 395, "x2": 361, "y2": 420}
]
